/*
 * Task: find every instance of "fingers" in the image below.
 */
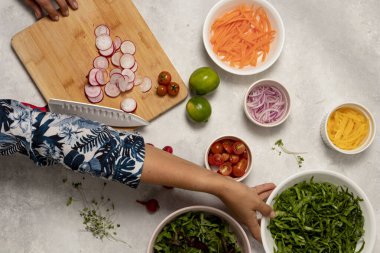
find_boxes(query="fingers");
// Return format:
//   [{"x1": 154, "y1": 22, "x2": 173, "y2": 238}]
[
  {"x1": 246, "y1": 216, "x2": 262, "y2": 242},
  {"x1": 254, "y1": 183, "x2": 276, "y2": 195},
  {"x1": 36, "y1": 0, "x2": 60, "y2": 21},
  {"x1": 56, "y1": 0, "x2": 69, "y2": 16},
  {"x1": 258, "y1": 190, "x2": 273, "y2": 201},
  {"x1": 66, "y1": 0, "x2": 78, "y2": 10},
  {"x1": 25, "y1": 0, "x2": 43, "y2": 19},
  {"x1": 257, "y1": 199, "x2": 275, "y2": 218}
]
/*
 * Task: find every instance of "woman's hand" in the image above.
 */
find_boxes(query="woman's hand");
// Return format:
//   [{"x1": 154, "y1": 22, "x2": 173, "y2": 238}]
[
  {"x1": 217, "y1": 180, "x2": 276, "y2": 241},
  {"x1": 24, "y1": 0, "x2": 78, "y2": 21}
]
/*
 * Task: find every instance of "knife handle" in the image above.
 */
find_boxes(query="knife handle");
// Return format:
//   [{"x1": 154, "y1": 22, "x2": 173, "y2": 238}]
[{"x1": 21, "y1": 102, "x2": 49, "y2": 112}]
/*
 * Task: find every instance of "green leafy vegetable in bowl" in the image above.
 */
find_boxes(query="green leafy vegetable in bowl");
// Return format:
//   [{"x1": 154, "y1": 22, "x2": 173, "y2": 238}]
[
  {"x1": 154, "y1": 211, "x2": 242, "y2": 253},
  {"x1": 268, "y1": 177, "x2": 365, "y2": 253}
]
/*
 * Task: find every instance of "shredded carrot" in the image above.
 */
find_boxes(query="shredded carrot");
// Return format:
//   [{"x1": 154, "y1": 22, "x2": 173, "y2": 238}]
[{"x1": 210, "y1": 5, "x2": 276, "y2": 68}]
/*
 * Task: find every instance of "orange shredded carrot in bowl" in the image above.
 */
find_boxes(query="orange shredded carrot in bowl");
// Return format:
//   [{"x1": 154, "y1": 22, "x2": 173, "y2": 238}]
[{"x1": 210, "y1": 5, "x2": 276, "y2": 69}]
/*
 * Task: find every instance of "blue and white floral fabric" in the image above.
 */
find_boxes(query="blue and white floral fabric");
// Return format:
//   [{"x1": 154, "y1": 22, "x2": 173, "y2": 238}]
[{"x1": 0, "y1": 100, "x2": 145, "y2": 188}]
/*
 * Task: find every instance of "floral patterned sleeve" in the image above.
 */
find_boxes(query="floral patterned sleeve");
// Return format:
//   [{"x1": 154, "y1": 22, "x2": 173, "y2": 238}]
[{"x1": 0, "y1": 99, "x2": 145, "y2": 188}]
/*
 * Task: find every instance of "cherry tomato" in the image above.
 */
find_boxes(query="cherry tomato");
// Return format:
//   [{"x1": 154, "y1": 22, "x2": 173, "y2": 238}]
[
  {"x1": 221, "y1": 153, "x2": 230, "y2": 162},
  {"x1": 242, "y1": 150, "x2": 249, "y2": 159},
  {"x1": 218, "y1": 162, "x2": 232, "y2": 176},
  {"x1": 208, "y1": 154, "x2": 217, "y2": 166},
  {"x1": 232, "y1": 141, "x2": 246, "y2": 155},
  {"x1": 167, "y1": 82, "x2": 180, "y2": 96},
  {"x1": 211, "y1": 142, "x2": 223, "y2": 154},
  {"x1": 156, "y1": 85, "x2": 167, "y2": 96},
  {"x1": 158, "y1": 71, "x2": 171, "y2": 85},
  {"x1": 222, "y1": 140, "x2": 234, "y2": 154},
  {"x1": 229, "y1": 154, "x2": 240, "y2": 164},
  {"x1": 162, "y1": 146, "x2": 173, "y2": 154},
  {"x1": 213, "y1": 153, "x2": 224, "y2": 166},
  {"x1": 232, "y1": 159, "x2": 248, "y2": 177}
]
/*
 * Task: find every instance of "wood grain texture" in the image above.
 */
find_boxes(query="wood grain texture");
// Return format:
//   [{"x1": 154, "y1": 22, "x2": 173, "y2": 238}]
[{"x1": 11, "y1": 0, "x2": 188, "y2": 126}]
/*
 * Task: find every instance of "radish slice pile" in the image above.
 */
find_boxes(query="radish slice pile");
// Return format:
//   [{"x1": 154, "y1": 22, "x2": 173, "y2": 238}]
[
  {"x1": 246, "y1": 85, "x2": 287, "y2": 124},
  {"x1": 85, "y1": 24, "x2": 153, "y2": 107}
]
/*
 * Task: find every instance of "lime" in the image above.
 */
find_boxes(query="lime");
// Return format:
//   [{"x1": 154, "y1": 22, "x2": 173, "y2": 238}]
[
  {"x1": 186, "y1": 96, "x2": 212, "y2": 123},
  {"x1": 189, "y1": 67, "x2": 220, "y2": 95}
]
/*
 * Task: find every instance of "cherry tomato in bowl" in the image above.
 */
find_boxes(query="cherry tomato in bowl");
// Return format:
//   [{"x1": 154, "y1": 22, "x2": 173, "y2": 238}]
[{"x1": 205, "y1": 135, "x2": 252, "y2": 182}]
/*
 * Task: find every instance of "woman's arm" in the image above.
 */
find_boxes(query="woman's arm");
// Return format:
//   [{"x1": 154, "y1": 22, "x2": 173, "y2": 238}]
[{"x1": 142, "y1": 144, "x2": 275, "y2": 241}]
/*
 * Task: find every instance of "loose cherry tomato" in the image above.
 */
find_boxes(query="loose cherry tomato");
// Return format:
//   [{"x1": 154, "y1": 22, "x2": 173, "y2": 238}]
[
  {"x1": 211, "y1": 141, "x2": 223, "y2": 154},
  {"x1": 232, "y1": 141, "x2": 246, "y2": 155},
  {"x1": 218, "y1": 162, "x2": 232, "y2": 176},
  {"x1": 167, "y1": 82, "x2": 180, "y2": 96},
  {"x1": 156, "y1": 85, "x2": 167, "y2": 96},
  {"x1": 229, "y1": 154, "x2": 240, "y2": 164},
  {"x1": 162, "y1": 146, "x2": 173, "y2": 154},
  {"x1": 221, "y1": 153, "x2": 230, "y2": 162},
  {"x1": 213, "y1": 153, "x2": 224, "y2": 166},
  {"x1": 222, "y1": 140, "x2": 234, "y2": 154},
  {"x1": 232, "y1": 158, "x2": 248, "y2": 177},
  {"x1": 158, "y1": 71, "x2": 171, "y2": 86}
]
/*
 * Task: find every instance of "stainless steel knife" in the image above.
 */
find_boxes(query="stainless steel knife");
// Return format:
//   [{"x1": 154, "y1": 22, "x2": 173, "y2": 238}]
[{"x1": 48, "y1": 99, "x2": 149, "y2": 127}]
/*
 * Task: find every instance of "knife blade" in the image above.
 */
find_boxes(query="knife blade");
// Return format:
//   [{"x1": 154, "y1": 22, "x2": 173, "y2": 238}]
[{"x1": 48, "y1": 99, "x2": 149, "y2": 127}]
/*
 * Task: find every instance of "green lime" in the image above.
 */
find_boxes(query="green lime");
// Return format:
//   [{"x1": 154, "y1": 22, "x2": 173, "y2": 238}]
[
  {"x1": 186, "y1": 96, "x2": 212, "y2": 123},
  {"x1": 189, "y1": 67, "x2": 220, "y2": 95}
]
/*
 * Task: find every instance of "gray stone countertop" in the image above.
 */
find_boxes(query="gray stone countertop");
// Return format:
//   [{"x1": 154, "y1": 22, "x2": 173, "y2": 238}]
[{"x1": 0, "y1": 0, "x2": 379, "y2": 252}]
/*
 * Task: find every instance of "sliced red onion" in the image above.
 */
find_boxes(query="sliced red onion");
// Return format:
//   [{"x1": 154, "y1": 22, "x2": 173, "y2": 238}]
[{"x1": 246, "y1": 85, "x2": 287, "y2": 124}]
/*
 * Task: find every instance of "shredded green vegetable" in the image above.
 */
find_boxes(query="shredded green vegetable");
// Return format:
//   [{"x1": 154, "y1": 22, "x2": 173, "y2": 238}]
[
  {"x1": 268, "y1": 177, "x2": 365, "y2": 253},
  {"x1": 154, "y1": 211, "x2": 242, "y2": 253}
]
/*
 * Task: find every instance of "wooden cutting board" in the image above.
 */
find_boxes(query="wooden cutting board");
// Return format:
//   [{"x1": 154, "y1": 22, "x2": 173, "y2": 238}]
[{"x1": 11, "y1": 0, "x2": 188, "y2": 127}]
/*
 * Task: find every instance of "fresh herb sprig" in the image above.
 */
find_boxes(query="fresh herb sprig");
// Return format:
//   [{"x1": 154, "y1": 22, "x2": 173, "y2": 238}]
[
  {"x1": 154, "y1": 212, "x2": 242, "y2": 253},
  {"x1": 272, "y1": 139, "x2": 306, "y2": 167},
  {"x1": 268, "y1": 178, "x2": 365, "y2": 253},
  {"x1": 64, "y1": 179, "x2": 127, "y2": 244}
]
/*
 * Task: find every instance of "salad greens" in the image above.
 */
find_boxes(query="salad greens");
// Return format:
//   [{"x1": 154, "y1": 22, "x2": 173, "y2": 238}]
[
  {"x1": 268, "y1": 177, "x2": 365, "y2": 253},
  {"x1": 154, "y1": 211, "x2": 242, "y2": 253}
]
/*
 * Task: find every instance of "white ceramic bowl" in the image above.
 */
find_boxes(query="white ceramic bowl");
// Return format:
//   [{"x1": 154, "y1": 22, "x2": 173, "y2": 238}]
[
  {"x1": 204, "y1": 135, "x2": 253, "y2": 182},
  {"x1": 244, "y1": 79, "x2": 291, "y2": 127},
  {"x1": 147, "y1": 205, "x2": 251, "y2": 253},
  {"x1": 320, "y1": 102, "x2": 376, "y2": 154},
  {"x1": 203, "y1": 0, "x2": 285, "y2": 75},
  {"x1": 261, "y1": 170, "x2": 376, "y2": 253}
]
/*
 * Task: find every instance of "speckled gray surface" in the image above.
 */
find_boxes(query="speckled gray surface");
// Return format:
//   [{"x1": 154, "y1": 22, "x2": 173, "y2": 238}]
[{"x1": 0, "y1": 0, "x2": 379, "y2": 252}]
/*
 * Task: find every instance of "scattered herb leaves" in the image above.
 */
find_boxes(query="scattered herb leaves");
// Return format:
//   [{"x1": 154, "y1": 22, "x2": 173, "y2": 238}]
[
  {"x1": 272, "y1": 139, "x2": 306, "y2": 167},
  {"x1": 268, "y1": 177, "x2": 365, "y2": 253},
  {"x1": 154, "y1": 211, "x2": 242, "y2": 253}
]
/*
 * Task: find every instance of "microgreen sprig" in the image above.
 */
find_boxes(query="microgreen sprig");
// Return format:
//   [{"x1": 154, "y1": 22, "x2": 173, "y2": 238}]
[{"x1": 272, "y1": 139, "x2": 306, "y2": 168}]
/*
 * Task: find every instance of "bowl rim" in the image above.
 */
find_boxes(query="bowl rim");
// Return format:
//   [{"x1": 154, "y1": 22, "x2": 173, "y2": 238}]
[
  {"x1": 147, "y1": 205, "x2": 252, "y2": 253},
  {"x1": 244, "y1": 79, "x2": 291, "y2": 127},
  {"x1": 204, "y1": 135, "x2": 253, "y2": 182},
  {"x1": 260, "y1": 169, "x2": 377, "y2": 253},
  {"x1": 322, "y1": 102, "x2": 376, "y2": 154},
  {"x1": 202, "y1": 0, "x2": 285, "y2": 76}
]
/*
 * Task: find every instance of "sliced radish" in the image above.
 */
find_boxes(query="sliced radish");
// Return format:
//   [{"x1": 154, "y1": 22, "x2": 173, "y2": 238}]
[
  {"x1": 110, "y1": 68, "x2": 122, "y2": 76},
  {"x1": 95, "y1": 69, "x2": 108, "y2": 85},
  {"x1": 121, "y1": 98, "x2": 137, "y2": 113},
  {"x1": 94, "y1": 25, "x2": 110, "y2": 37},
  {"x1": 130, "y1": 62, "x2": 138, "y2": 72},
  {"x1": 118, "y1": 77, "x2": 129, "y2": 92},
  {"x1": 113, "y1": 36, "x2": 122, "y2": 50},
  {"x1": 140, "y1": 77, "x2": 152, "y2": 93},
  {"x1": 99, "y1": 45, "x2": 114, "y2": 57},
  {"x1": 88, "y1": 90, "x2": 104, "y2": 103},
  {"x1": 110, "y1": 73, "x2": 123, "y2": 86},
  {"x1": 120, "y1": 54, "x2": 135, "y2": 69},
  {"x1": 111, "y1": 51, "x2": 122, "y2": 67},
  {"x1": 84, "y1": 84, "x2": 101, "y2": 98},
  {"x1": 93, "y1": 56, "x2": 109, "y2": 69},
  {"x1": 126, "y1": 81, "x2": 134, "y2": 91},
  {"x1": 105, "y1": 82, "x2": 121, "y2": 98},
  {"x1": 121, "y1": 68, "x2": 135, "y2": 82},
  {"x1": 134, "y1": 75, "x2": 143, "y2": 86},
  {"x1": 88, "y1": 68, "x2": 100, "y2": 86},
  {"x1": 96, "y1": 35, "x2": 113, "y2": 51},
  {"x1": 121, "y1": 40, "x2": 136, "y2": 55}
]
